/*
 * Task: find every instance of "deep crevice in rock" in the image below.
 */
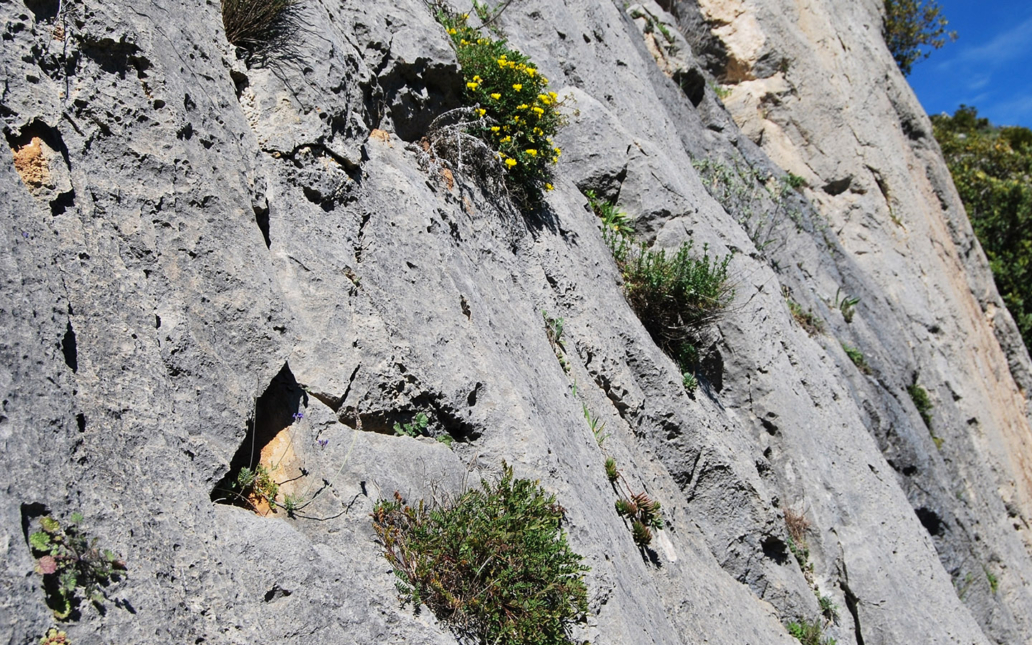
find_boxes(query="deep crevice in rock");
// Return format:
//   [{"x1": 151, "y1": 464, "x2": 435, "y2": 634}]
[
  {"x1": 61, "y1": 321, "x2": 77, "y2": 373},
  {"x1": 761, "y1": 535, "x2": 790, "y2": 565},
  {"x1": 915, "y1": 506, "x2": 945, "y2": 537},
  {"x1": 843, "y1": 582, "x2": 866, "y2": 645},
  {"x1": 210, "y1": 363, "x2": 307, "y2": 512},
  {"x1": 24, "y1": 0, "x2": 59, "y2": 21},
  {"x1": 253, "y1": 202, "x2": 271, "y2": 248}
]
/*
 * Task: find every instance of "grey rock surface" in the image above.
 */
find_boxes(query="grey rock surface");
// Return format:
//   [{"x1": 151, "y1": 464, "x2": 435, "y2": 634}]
[{"x1": 0, "y1": 0, "x2": 1029, "y2": 644}]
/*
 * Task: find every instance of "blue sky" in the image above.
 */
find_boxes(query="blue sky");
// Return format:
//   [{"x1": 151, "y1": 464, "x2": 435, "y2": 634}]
[{"x1": 907, "y1": 0, "x2": 1032, "y2": 128}]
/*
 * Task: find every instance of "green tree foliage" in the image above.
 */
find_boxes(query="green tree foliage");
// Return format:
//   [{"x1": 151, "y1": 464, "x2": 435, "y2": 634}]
[
  {"x1": 882, "y1": 0, "x2": 957, "y2": 76},
  {"x1": 932, "y1": 106, "x2": 1032, "y2": 350}
]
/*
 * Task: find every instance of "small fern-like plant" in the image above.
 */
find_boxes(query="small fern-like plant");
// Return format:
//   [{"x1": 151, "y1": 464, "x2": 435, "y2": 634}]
[{"x1": 372, "y1": 463, "x2": 589, "y2": 645}]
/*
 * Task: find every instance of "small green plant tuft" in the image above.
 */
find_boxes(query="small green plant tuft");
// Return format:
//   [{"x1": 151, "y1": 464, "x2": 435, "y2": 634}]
[
  {"x1": 393, "y1": 412, "x2": 430, "y2": 438},
  {"x1": 842, "y1": 343, "x2": 871, "y2": 374},
  {"x1": 605, "y1": 457, "x2": 619, "y2": 483},
  {"x1": 631, "y1": 521, "x2": 653, "y2": 548},
  {"x1": 433, "y1": 4, "x2": 566, "y2": 202},
  {"x1": 544, "y1": 311, "x2": 571, "y2": 373},
  {"x1": 787, "y1": 298, "x2": 824, "y2": 336},
  {"x1": 371, "y1": 464, "x2": 589, "y2": 645},
  {"x1": 785, "y1": 172, "x2": 808, "y2": 190},
  {"x1": 682, "y1": 371, "x2": 698, "y2": 393},
  {"x1": 710, "y1": 82, "x2": 732, "y2": 100},
  {"x1": 787, "y1": 619, "x2": 836, "y2": 645},
  {"x1": 907, "y1": 382, "x2": 933, "y2": 428},
  {"x1": 29, "y1": 513, "x2": 126, "y2": 620},
  {"x1": 236, "y1": 464, "x2": 280, "y2": 510},
  {"x1": 817, "y1": 592, "x2": 837, "y2": 621},
  {"x1": 393, "y1": 411, "x2": 454, "y2": 447},
  {"x1": 583, "y1": 402, "x2": 609, "y2": 447},
  {"x1": 615, "y1": 493, "x2": 663, "y2": 548},
  {"x1": 987, "y1": 570, "x2": 999, "y2": 594},
  {"x1": 833, "y1": 289, "x2": 861, "y2": 323},
  {"x1": 585, "y1": 190, "x2": 635, "y2": 238}
]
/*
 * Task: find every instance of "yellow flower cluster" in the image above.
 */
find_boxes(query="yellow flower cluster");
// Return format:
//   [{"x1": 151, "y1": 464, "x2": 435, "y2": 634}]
[{"x1": 446, "y1": 12, "x2": 564, "y2": 197}]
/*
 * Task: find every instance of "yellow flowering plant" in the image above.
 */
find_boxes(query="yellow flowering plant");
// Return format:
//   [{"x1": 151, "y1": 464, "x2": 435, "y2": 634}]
[{"x1": 434, "y1": 7, "x2": 565, "y2": 202}]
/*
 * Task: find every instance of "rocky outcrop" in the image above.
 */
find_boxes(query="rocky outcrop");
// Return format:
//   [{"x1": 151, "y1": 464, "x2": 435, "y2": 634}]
[{"x1": 1, "y1": 0, "x2": 1029, "y2": 644}]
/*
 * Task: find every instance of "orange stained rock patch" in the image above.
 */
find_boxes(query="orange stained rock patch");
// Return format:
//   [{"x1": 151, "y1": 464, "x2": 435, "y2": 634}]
[
  {"x1": 440, "y1": 167, "x2": 455, "y2": 191},
  {"x1": 12, "y1": 137, "x2": 49, "y2": 189},
  {"x1": 253, "y1": 425, "x2": 305, "y2": 516},
  {"x1": 370, "y1": 128, "x2": 392, "y2": 145}
]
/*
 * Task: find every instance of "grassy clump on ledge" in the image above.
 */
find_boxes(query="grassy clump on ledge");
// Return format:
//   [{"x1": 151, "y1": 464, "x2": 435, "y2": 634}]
[
  {"x1": 372, "y1": 463, "x2": 589, "y2": 645},
  {"x1": 433, "y1": 3, "x2": 565, "y2": 202}
]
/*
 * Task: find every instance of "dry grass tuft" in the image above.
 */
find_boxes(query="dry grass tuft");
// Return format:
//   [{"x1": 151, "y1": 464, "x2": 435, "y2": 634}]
[
  {"x1": 221, "y1": 0, "x2": 301, "y2": 51},
  {"x1": 784, "y1": 507, "x2": 810, "y2": 545}
]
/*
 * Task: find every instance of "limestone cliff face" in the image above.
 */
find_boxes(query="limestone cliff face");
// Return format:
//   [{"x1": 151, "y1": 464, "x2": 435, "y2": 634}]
[{"x1": 1, "y1": 0, "x2": 1029, "y2": 644}]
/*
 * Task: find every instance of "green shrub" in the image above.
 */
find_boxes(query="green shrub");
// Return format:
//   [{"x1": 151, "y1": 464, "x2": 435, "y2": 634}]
[
  {"x1": 787, "y1": 619, "x2": 836, "y2": 645},
  {"x1": 932, "y1": 106, "x2": 1032, "y2": 350},
  {"x1": 882, "y1": 0, "x2": 956, "y2": 76},
  {"x1": 29, "y1": 513, "x2": 126, "y2": 619},
  {"x1": 372, "y1": 464, "x2": 589, "y2": 645},
  {"x1": 611, "y1": 236, "x2": 734, "y2": 352},
  {"x1": 907, "y1": 382, "x2": 933, "y2": 428},
  {"x1": 220, "y1": 0, "x2": 300, "y2": 50},
  {"x1": 587, "y1": 192, "x2": 733, "y2": 380},
  {"x1": 433, "y1": 5, "x2": 565, "y2": 202}
]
